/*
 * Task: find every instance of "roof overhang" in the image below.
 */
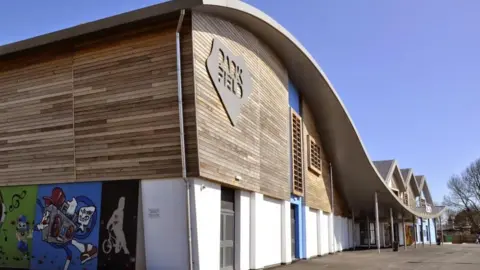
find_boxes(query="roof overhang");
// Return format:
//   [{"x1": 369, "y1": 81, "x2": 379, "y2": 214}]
[
  {"x1": 0, "y1": 0, "x2": 445, "y2": 219},
  {"x1": 0, "y1": 0, "x2": 203, "y2": 56}
]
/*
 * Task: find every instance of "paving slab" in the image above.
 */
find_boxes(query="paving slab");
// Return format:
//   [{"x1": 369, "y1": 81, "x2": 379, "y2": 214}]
[{"x1": 271, "y1": 244, "x2": 480, "y2": 270}]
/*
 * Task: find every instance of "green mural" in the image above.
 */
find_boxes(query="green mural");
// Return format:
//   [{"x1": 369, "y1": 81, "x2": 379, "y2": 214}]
[{"x1": 0, "y1": 186, "x2": 38, "y2": 268}]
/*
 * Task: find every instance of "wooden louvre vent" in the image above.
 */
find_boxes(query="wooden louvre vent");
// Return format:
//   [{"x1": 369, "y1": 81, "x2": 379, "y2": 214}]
[
  {"x1": 308, "y1": 135, "x2": 322, "y2": 175},
  {"x1": 291, "y1": 109, "x2": 304, "y2": 196}
]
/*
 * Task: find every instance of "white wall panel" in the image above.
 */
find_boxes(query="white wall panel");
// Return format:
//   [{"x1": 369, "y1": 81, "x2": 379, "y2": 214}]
[
  {"x1": 329, "y1": 213, "x2": 333, "y2": 253},
  {"x1": 281, "y1": 200, "x2": 292, "y2": 264},
  {"x1": 348, "y1": 219, "x2": 353, "y2": 249},
  {"x1": 191, "y1": 178, "x2": 221, "y2": 270},
  {"x1": 142, "y1": 179, "x2": 188, "y2": 270},
  {"x1": 235, "y1": 190, "x2": 251, "y2": 270},
  {"x1": 321, "y1": 211, "x2": 330, "y2": 255},
  {"x1": 316, "y1": 210, "x2": 322, "y2": 256},
  {"x1": 260, "y1": 196, "x2": 282, "y2": 268},
  {"x1": 398, "y1": 223, "x2": 405, "y2": 246},
  {"x1": 306, "y1": 207, "x2": 319, "y2": 258}
]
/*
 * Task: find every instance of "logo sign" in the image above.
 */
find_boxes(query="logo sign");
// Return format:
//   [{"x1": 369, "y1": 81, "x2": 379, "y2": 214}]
[
  {"x1": 206, "y1": 38, "x2": 252, "y2": 126},
  {"x1": 148, "y1": 208, "x2": 160, "y2": 218}
]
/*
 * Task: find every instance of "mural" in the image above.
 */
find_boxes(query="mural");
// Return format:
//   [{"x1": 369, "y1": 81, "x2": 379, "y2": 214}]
[
  {"x1": 0, "y1": 186, "x2": 38, "y2": 269},
  {"x1": 31, "y1": 182, "x2": 102, "y2": 270},
  {"x1": 0, "y1": 180, "x2": 140, "y2": 270},
  {"x1": 98, "y1": 181, "x2": 139, "y2": 269},
  {"x1": 405, "y1": 225, "x2": 414, "y2": 246}
]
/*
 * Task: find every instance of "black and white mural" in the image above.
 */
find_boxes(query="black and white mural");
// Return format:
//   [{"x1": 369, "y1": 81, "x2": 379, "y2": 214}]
[{"x1": 98, "y1": 180, "x2": 139, "y2": 270}]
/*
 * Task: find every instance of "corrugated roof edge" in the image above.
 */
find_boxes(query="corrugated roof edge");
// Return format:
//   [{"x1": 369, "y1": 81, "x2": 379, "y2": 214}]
[{"x1": 0, "y1": 0, "x2": 202, "y2": 56}]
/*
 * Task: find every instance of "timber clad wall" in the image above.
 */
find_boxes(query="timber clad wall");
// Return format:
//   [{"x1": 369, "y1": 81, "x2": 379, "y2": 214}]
[
  {"x1": 0, "y1": 14, "x2": 197, "y2": 185},
  {"x1": 302, "y1": 101, "x2": 330, "y2": 212},
  {"x1": 0, "y1": 46, "x2": 75, "y2": 185},
  {"x1": 302, "y1": 100, "x2": 349, "y2": 216},
  {"x1": 192, "y1": 12, "x2": 290, "y2": 200}
]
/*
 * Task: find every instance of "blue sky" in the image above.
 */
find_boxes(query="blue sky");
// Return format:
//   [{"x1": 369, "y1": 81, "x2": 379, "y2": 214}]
[{"x1": 1, "y1": 0, "x2": 478, "y2": 203}]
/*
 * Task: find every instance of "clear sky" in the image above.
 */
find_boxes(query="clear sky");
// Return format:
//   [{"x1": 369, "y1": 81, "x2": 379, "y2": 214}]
[{"x1": 1, "y1": 0, "x2": 478, "y2": 203}]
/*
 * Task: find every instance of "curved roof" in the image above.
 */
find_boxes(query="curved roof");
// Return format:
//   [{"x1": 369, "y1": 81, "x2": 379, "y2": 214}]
[{"x1": 0, "y1": 0, "x2": 445, "y2": 219}]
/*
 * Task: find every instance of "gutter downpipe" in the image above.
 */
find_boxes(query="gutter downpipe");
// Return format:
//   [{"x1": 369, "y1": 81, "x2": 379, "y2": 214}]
[
  {"x1": 330, "y1": 162, "x2": 334, "y2": 253},
  {"x1": 176, "y1": 10, "x2": 193, "y2": 270}
]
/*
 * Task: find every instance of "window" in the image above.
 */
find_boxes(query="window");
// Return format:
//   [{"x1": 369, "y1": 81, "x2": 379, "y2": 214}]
[
  {"x1": 307, "y1": 135, "x2": 322, "y2": 175},
  {"x1": 420, "y1": 198, "x2": 426, "y2": 207},
  {"x1": 403, "y1": 192, "x2": 409, "y2": 205},
  {"x1": 291, "y1": 109, "x2": 304, "y2": 196}
]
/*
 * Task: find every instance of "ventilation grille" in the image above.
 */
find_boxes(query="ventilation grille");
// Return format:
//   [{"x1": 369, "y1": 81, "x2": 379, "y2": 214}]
[
  {"x1": 291, "y1": 109, "x2": 303, "y2": 196},
  {"x1": 308, "y1": 135, "x2": 322, "y2": 175}
]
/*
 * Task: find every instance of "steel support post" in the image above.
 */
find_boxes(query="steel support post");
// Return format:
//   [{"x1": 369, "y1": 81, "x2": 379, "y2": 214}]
[
  {"x1": 375, "y1": 192, "x2": 380, "y2": 253},
  {"x1": 402, "y1": 215, "x2": 406, "y2": 250},
  {"x1": 390, "y1": 208, "x2": 394, "y2": 246}
]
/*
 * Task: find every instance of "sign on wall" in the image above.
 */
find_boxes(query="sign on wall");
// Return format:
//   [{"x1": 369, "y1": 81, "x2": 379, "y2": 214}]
[
  {"x1": 425, "y1": 203, "x2": 432, "y2": 213},
  {"x1": 206, "y1": 38, "x2": 252, "y2": 126}
]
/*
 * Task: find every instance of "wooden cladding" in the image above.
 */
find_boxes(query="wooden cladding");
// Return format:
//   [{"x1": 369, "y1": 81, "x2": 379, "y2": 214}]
[
  {"x1": 0, "y1": 15, "x2": 197, "y2": 185},
  {"x1": 302, "y1": 99, "x2": 348, "y2": 215},
  {"x1": 308, "y1": 135, "x2": 322, "y2": 175},
  {"x1": 192, "y1": 12, "x2": 290, "y2": 200},
  {"x1": 0, "y1": 47, "x2": 75, "y2": 185},
  {"x1": 291, "y1": 109, "x2": 303, "y2": 196}
]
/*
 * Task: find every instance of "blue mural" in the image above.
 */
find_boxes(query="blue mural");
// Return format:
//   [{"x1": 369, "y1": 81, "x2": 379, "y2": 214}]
[{"x1": 31, "y1": 182, "x2": 102, "y2": 270}]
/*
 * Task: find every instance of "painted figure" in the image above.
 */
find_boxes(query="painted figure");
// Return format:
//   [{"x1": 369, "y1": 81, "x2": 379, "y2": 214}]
[
  {"x1": 103, "y1": 197, "x2": 129, "y2": 255},
  {"x1": 15, "y1": 215, "x2": 33, "y2": 258},
  {"x1": 35, "y1": 187, "x2": 98, "y2": 270}
]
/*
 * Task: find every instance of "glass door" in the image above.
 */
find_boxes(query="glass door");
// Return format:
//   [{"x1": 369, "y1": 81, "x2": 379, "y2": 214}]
[{"x1": 220, "y1": 188, "x2": 235, "y2": 270}]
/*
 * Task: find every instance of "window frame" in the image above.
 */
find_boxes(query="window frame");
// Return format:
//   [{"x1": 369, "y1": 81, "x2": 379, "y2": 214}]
[
  {"x1": 307, "y1": 135, "x2": 322, "y2": 175},
  {"x1": 290, "y1": 108, "x2": 304, "y2": 196}
]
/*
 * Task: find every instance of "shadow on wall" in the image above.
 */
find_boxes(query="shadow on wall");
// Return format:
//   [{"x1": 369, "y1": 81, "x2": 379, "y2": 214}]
[{"x1": 0, "y1": 180, "x2": 139, "y2": 270}]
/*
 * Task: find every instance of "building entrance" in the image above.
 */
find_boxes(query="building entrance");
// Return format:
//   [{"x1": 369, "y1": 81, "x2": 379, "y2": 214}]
[{"x1": 220, "y1": 188, "x2": 235, "y2": 270}]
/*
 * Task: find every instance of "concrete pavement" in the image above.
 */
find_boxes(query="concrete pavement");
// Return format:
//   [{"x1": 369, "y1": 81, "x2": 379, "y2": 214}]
[{"x1": 271, "y1": 244, "x2": 480, "y2": 270}]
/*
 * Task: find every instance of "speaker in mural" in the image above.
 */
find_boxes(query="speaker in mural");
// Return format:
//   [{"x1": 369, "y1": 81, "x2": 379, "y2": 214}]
[
  {"x1": 98, "y1": 180, "x2": 139, "y2": 270},
  {"x1": 0, "y1": 186, "x2": 38, "y2": 269},
  {"x1": 31, "y1": 182, "x2": 102, "y2": 270}
]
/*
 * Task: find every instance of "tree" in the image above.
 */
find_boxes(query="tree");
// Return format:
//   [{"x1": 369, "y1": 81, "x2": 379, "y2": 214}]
[{"x1": 443, "y1": 158, "x2": 480, "y2": 232}]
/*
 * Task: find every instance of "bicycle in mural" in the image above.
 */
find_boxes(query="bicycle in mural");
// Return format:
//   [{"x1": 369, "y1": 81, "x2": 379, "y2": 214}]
[
  {"x1": 102, "y1": 229, "x2": 117, "y2": 254},
  {"x1": 102, "y1": 196, "x2": 130, "y2": 255}
]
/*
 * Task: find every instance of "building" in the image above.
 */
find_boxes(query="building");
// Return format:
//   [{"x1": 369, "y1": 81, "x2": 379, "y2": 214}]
[{"x1": 0, "y1": 0, "x2": 445, "y2": 269}]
